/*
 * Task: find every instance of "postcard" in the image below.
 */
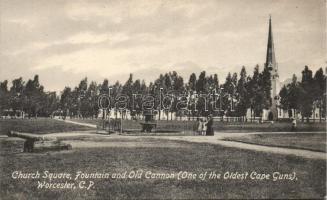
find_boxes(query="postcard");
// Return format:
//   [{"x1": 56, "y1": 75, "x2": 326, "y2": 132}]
[{"x1": 0, "y1": 0, "x2": 326, "y2": 199}]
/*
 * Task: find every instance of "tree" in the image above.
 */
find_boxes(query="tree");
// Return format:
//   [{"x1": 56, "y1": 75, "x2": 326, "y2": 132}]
[
  {"x1": 312, "y1": 68, "x2": 326, "y2": 121},
  {"x1": 279, "y1": 85, "x2": 288, "y2": 110},
  {"x1": 111, "y1": 81, "x2": 122, "y2": 119},
  {"x1": 151, "y1": 71, "x2": 185, "y2": 120},
  {"x1": 194, "y1": 71, "x2": 208, "y2": 116},
  {"x1": 76, "y1": 78, "x2": 88, "y2": 118},
  {"x1": 152, "y1": 73, "x2": 167, "y2": 120},
  {"x1": 24, "y1": 75, "x2": 45, "y2": 118},
  {"x1": 169, "y1": 71, "x2": 184, "y2": 120},
  {"x1": 288, "y1": 75, "x2": 301, "y2": 116},
  {"x1": 196, "y1": 71, "x2": 206, "y2": 93},
  {"x1": 187, "y1": 73, "x2": 196, "y2": 92},
  {"x1": 248, "y1": 65, "x2": 262, "y2": 118},
  {"x1": 164, "y1": 73, "x2": 172, "y2": 91},
  {"x1": 99, "y1": 79, "x2": 110, "y2": 119},
  {"x1": 236, "y1": 67, "x2": 249, "y2": 119},
  {"x1": 299, "y1": 66, "x2": 314, "y2": 122},
  {"x1": 121, "y1": 74, "x2": 134, "y2": 118},
  {"x1": 213, "y1": 74, "x2": 219, "y2": 89},
  {"x1": 10, "y1": 77, "x2": 25, "y2": 115},
  {"x1": 0, "y1": 80, "x2": 9, "y2": 115},
  {"x1": 60, "y1": 87, "x2": 73, "y2": 119},
  {"x1": 100, "y1": 79, "x2": 109, "y2": 94},
  {"x1": 279, "y1": 74, "x2": 301, "y2": 118},
  {"x1": 42, "y1": 92, "x2": 59, "y2": 117},
  {"x1": 246, "y1": 65, "x2": 272, "y2": 121},
  {"x1": 171, "y1": 71, "x2": 184, "y2": 92},
  {"x1": 87, "y1": 81, "x2": 99, "y2": 118},
  {"x1": 131, "y1": 79, "x2": 143, "y2": 118},
  {"x1": 222, "y1": 72, "x2": 237, "y2": 117}
]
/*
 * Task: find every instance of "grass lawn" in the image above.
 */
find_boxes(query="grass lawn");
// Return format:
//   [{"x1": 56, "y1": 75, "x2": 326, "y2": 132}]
[
  {"x1": 69, "y1": 118, "x2": 326, "y2": 132},
  {"x1": 223, "y1": 133, "x2": 327, "y2": 152},
  {"x1": 213, "y1": 122, "x2": 326, "y2": 132},
  {"x1": 0, "y1": 138, "x2": 325, "y2": 199},
  {"x1": 0, "y1": 118, "x2": 94, "y2": 135},
  {"x1": 70, "y1": 118, "x2": 197, "y2": 133}
]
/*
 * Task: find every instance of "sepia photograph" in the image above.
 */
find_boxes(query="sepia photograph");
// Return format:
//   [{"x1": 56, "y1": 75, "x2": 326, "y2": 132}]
[{"x1": 0, "y1": 0, "x2": 326, "y2": 199}]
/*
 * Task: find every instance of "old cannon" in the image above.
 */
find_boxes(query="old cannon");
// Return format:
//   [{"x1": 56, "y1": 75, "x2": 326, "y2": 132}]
[{"x1": 7, "y1": 131, "x2": 72, "y2": 153}]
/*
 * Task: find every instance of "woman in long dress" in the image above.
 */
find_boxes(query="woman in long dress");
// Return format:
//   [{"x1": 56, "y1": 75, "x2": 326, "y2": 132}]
[
  {"x1": 197, "y1": 118, "x2": 203, "y2": 135},
  {"x1": 202, "y1": 119, "x2": 207, "y2": 136},
  {"x1": 206, "y1": 115, "x2": 214, "y2": 136}
]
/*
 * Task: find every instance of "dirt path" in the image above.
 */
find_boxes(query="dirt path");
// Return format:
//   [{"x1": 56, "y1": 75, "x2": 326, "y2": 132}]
[
  {"x1": 151, "y1": 135, "x2": 326, "y2": 160},
  {"x1": 54, "y1": 118, "x2": 97, "y2": 128},
  {"x1": 38, "y1": 132, "x2": 326, "y2": 160}
]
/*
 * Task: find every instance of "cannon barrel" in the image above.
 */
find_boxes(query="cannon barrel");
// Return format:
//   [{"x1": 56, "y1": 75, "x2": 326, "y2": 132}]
[
  {"x1": 7, "y1": 131, "x2": 47, "y2": 141},
  {"x1": 7, "y1": 131, "x2": 71, "y2": 152}
]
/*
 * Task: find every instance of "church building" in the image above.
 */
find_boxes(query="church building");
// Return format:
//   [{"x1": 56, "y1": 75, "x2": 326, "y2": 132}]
[
  {"x1": 265, "y1": 16, "x2": 280, "y2": 121},
  {"x1": 248, "y1": 16, "x2": 282, "y2": 121}
]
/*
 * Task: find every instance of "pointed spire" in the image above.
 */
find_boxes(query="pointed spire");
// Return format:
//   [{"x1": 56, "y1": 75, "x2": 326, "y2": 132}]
[{"x1": 265, "y1": 16, "x2": 276, "y2": 68}]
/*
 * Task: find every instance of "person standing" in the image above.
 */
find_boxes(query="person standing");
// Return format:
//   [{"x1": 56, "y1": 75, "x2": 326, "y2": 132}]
[
  {"x1": 202, "y1": 118, "x2": 207, "y2": 136},
  {"x1": 194, "y1": 118, "x2": 200, "y2": 135},
  {"x1": 197, "y1": 118, "x2": 203, "y2": 135},
  {"x1": 206, "y1": 115, "x2": 214, "y2": 136},
  {"x1": 291, "y1": 118, "x2": 297, "y2": 131}
]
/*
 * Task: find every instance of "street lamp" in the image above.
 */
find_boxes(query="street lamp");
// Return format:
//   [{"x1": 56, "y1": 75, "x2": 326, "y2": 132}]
[
  {"x1": 108, "y1": 87, "x2": 112, "y2": 134},
  {"x1": 159, "y1": 87, "x2": 163, "y2": 120},
  {"x1": 230, "y1": 82, "x2": 236, "y2": 112},
  {"x1": 77, "y1": 90, "x2": 85, "y2": 119},
  {"x1": 218, "y1": 86, "x2": 224, "y2": 113}
]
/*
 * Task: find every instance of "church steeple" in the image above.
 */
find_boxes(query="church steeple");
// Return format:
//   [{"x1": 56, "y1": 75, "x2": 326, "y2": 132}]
[
  {"x1": 265, "y1": 16, "x2": 277, "y2": 72},
  {"x1": 265, "y1": 16, "x2": 280, "y2": 121}
]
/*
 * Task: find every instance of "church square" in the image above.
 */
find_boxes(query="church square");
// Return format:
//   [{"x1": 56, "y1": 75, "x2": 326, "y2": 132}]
[{"x1": 0, "y1": 0, "x2": 325, "y2": 199}]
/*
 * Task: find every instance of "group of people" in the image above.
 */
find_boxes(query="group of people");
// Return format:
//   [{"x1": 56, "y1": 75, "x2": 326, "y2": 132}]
[{"x1": 196, "y1": 115, "x2": 214, "y2": 136}]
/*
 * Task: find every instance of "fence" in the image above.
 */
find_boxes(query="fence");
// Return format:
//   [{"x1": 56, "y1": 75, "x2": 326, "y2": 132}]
[{"x1": 94, "y1": 118, "x2": 326, "y2": 133}]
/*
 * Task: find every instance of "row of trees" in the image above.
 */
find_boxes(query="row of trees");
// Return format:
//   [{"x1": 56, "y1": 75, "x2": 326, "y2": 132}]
[
  {"x1": 0, "y1": 75, "x2": 58, "y2": 118},
  {"x1": 58, "y1": 65, "x2": 272, "y2": 120},
  {"x1": 0, "y1": 65, "x2": 325, "y2": 121},
  {"x1": 279, "y1": 66, "x2": 326, "y2": 122}
]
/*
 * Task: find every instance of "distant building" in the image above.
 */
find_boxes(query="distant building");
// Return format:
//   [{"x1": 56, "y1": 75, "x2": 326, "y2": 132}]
[{"x1": 0, "y1": 109, "x2": 24, "y2": 119}]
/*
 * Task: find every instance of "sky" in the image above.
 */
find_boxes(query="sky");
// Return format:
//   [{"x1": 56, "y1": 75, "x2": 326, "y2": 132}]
[{"x1": 0, "y1": 0, "x2": 325, "y2": 92}]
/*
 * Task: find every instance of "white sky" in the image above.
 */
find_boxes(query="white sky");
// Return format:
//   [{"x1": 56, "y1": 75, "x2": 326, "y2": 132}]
[{"x1": 0, "y1": 0, "x2": 325, "y2": 92}]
